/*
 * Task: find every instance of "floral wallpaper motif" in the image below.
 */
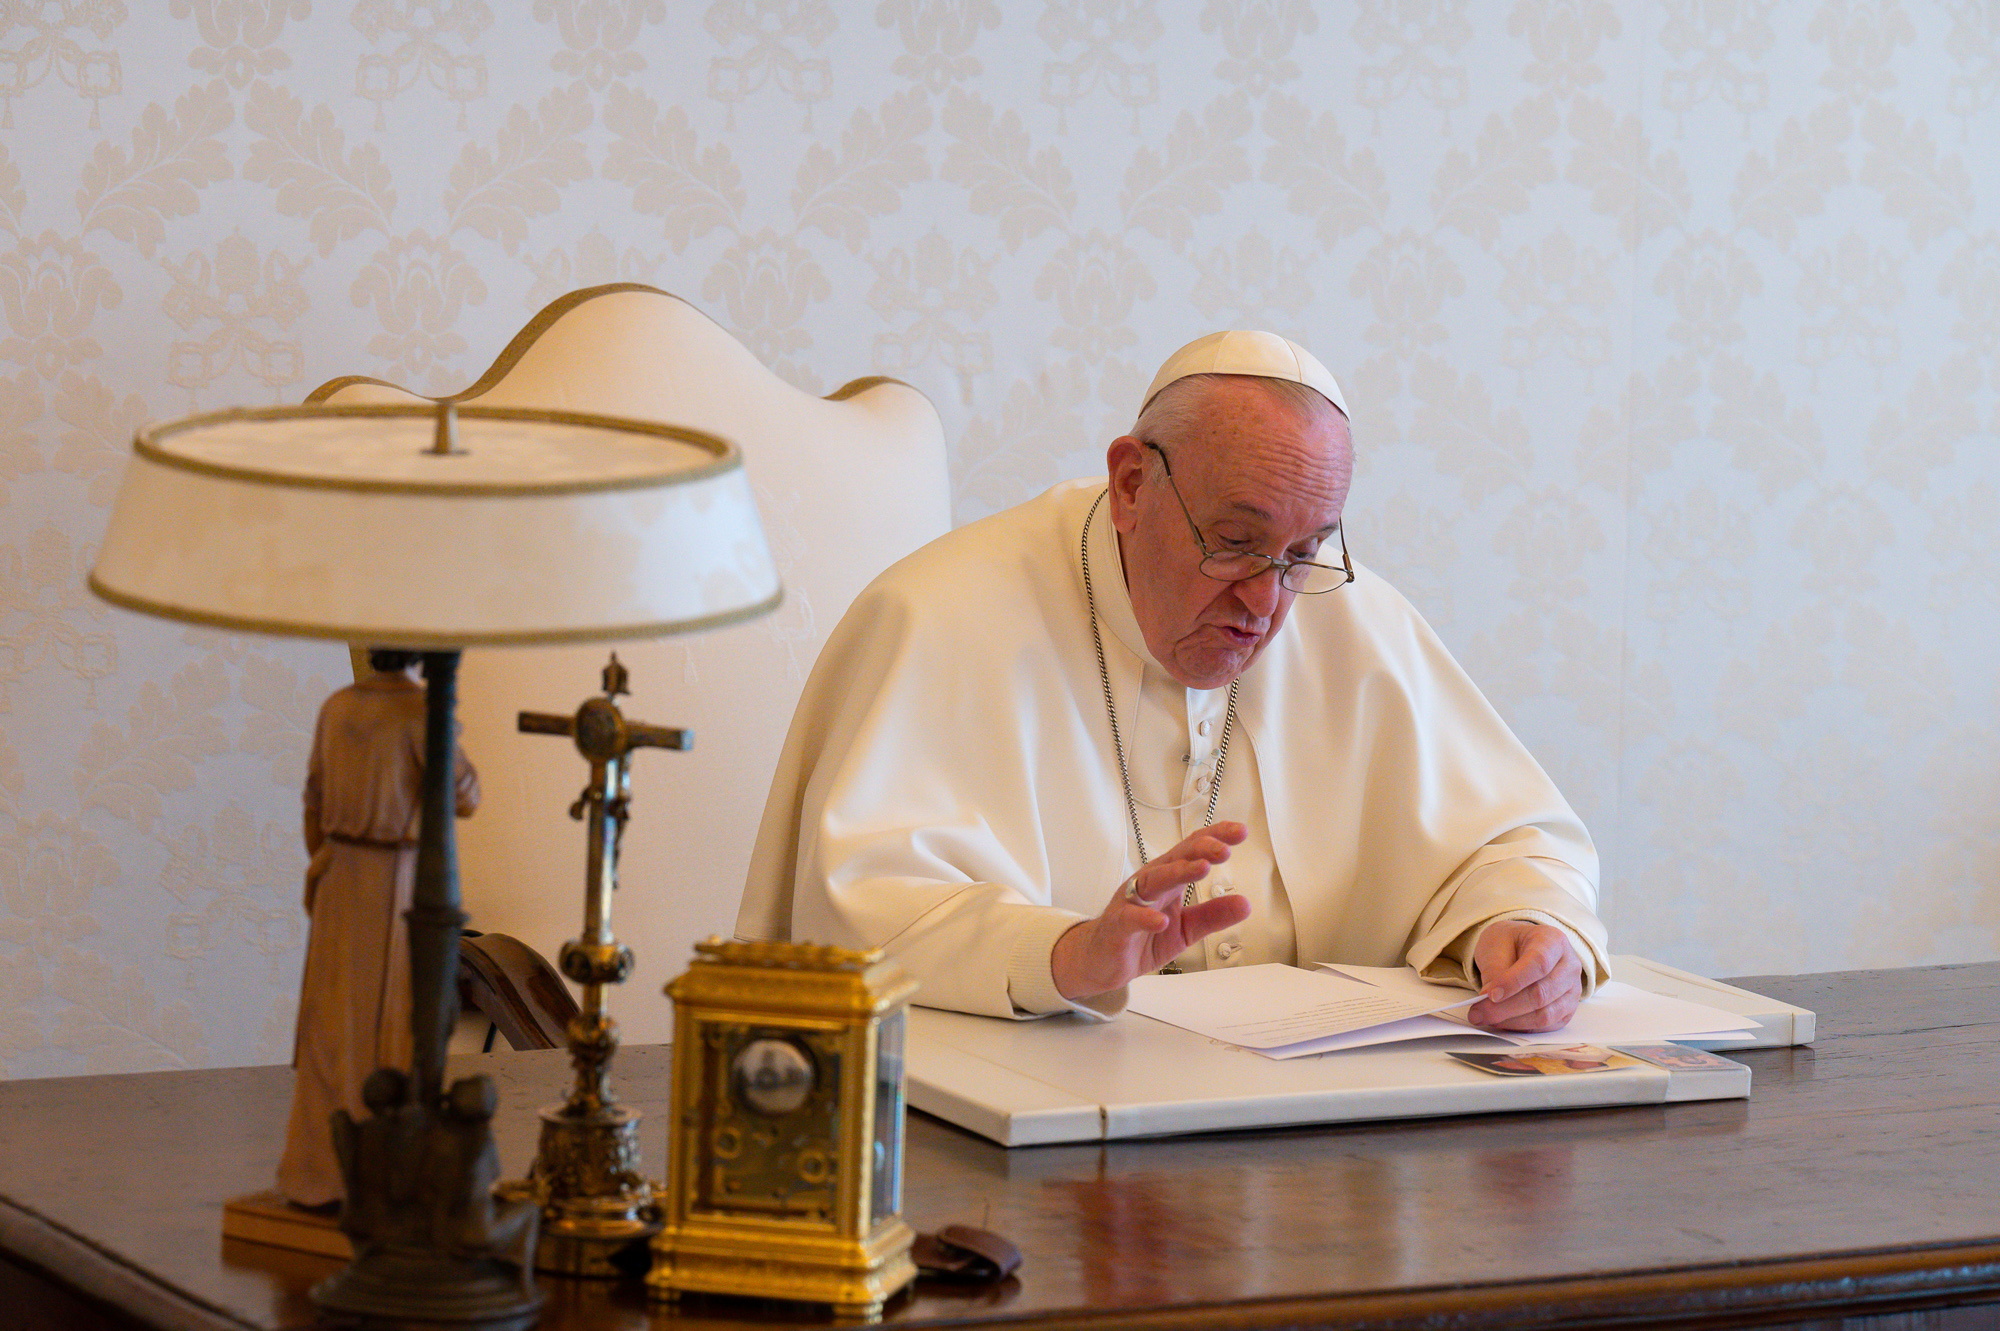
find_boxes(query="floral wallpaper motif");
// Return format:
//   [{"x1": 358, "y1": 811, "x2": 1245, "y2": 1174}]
[{"x1": 1, "y1": 2, "x2": 1995, "y2": 1077}]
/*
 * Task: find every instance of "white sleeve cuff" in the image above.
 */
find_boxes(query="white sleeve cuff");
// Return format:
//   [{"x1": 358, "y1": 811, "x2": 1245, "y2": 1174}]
[{"x1": 1005, "y1": 910, "x2": 1128, "y2": 1020}]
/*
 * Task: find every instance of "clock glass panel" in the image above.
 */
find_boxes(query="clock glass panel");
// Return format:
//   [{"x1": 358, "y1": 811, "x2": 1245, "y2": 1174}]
[
  {"x1": 695, "y1": 1022, "x2": 842, "y2": 1224},
  {"x1": 870, "y1": 1009, "x2": 905, "y2": 1227}
]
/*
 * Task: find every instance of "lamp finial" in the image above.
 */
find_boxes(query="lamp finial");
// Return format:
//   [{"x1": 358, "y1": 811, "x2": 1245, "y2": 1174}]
[{"x1": 431, "y1": 398, "x2": 460, "y2": 455}]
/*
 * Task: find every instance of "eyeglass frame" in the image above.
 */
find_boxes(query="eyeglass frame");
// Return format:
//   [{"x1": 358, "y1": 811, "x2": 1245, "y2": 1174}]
[{"x1": 1142, "y1": 440, "x2": 1354, "y2": 595}]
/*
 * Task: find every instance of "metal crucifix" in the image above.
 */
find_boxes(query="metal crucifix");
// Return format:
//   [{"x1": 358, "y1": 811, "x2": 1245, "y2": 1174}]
[
  {"x1": 504, "y1": 652, "x2": 689, "y2": 1275},
  {"x1": 520, "y1": 652, "x2": 689, "y2": 943}
]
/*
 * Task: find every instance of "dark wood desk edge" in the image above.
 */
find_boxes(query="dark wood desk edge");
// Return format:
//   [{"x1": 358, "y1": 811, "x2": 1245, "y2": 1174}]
[
  {"x1": 9, "y1": 960, "x2": 2000, "y2": 1330},
  {"x1": 15, "y1": 1173, "x2": 2000, "y2": 1331},
  {"x1": 932, "y1": 1241, "x2": 2000, "y2": 1331},
  {"x1": 0, "y1": 1195, "x2": 254, "y2": 1331}
]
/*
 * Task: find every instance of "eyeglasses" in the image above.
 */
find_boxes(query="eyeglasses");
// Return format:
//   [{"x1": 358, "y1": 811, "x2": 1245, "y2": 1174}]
[{"x1": 1144, "y1": 441, "x2": 1354, "y2": 595}]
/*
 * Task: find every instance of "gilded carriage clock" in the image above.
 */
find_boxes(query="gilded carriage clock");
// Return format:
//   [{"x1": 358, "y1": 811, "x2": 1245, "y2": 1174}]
[{"x1": 649, "y1": 938, "x2": 919, "y2": 1319}]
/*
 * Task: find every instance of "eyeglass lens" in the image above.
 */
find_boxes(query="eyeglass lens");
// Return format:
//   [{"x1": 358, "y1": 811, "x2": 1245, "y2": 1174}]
[{"x1": 1198, "y1": 552, "x2": 1350, "y2": 593}]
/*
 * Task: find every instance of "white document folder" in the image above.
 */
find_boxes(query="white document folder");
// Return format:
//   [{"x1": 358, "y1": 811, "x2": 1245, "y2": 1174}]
[{"x1": 906, "y1": 955, "x2": 1812, "y2": 1147}]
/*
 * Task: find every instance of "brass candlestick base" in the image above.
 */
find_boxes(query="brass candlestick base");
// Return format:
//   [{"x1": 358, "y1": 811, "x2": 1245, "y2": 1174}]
[
  {"x1": 498, "y1": 1012, "x2": 662, "y2": 1276},
  {"x1": 503, "y1": 655, "x2": 686, "y2": 1278},
  {"x1": 514, "y1": 1108, "x2": 658, "y2": 1277}
]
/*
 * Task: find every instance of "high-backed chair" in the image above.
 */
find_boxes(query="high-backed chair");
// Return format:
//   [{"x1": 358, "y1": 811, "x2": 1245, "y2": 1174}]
[{"x1": 310, "y1": 284, "x2": 951, "y2": 1044}]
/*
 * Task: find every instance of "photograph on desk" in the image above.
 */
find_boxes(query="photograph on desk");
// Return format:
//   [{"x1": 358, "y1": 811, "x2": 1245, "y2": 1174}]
[
  {"x1": 1448, "y1": 1045, "x2": 1647, "y2": 1077},
  {"x1": 1615, "y1": 1043, "x2": 1754, "y2": 1072}
]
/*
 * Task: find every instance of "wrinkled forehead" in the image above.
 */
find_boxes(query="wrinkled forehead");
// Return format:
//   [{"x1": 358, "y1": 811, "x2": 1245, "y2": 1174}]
[
  {"x1": 1167, "y1": 379, "x2": 1352, "y2": 481},
  {"x1": 1175, "y1": 402, "x2": 1351, "y2": 533}
]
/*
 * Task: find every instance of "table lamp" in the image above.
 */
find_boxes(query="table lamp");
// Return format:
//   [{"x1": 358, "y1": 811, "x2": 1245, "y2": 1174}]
[{"x1": 89, "y1": 400, "x2": 781, "y2": 1329}]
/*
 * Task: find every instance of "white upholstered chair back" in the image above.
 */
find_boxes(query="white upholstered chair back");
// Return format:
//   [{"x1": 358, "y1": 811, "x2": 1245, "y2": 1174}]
[{"x1": 312, "y1": 284, "x2": 950, "y2": 1044}]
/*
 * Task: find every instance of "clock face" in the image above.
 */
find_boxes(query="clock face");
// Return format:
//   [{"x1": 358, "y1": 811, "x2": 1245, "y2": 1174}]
[
  {"x1": 735, "y1": 1037, "x2": 816, "y2": 1115},
  {"x1": 694, "y1": 1022, "x2": 842, "y2": 1225}
]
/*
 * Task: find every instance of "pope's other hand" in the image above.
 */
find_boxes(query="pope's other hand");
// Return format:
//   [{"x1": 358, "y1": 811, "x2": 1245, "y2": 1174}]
[
  {"x1": 1466, "y1": 920, "x2": 1583, "y2": 1032},
  {"x1": 1050, "y1": 822, "x2": 1252, "y2": 1002}
]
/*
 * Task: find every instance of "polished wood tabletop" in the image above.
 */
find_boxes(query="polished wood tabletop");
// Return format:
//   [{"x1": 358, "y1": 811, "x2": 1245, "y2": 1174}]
[{"x1": 7, "y1": 963, "x2": 2000, "y2": 1330}]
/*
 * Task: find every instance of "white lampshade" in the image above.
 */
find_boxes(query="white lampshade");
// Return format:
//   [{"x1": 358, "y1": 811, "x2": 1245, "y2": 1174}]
[{"x1": 90, "y1": 403, "x2": 782, "y2": 646}]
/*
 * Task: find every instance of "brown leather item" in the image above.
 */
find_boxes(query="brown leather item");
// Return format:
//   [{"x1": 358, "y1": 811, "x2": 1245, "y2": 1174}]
[{"x1": 912, "y1": 1225, "x2": 1022, "y2": 1283}]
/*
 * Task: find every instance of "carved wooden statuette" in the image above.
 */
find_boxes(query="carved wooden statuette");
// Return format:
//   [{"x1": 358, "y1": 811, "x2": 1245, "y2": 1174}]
[{"x1": 279, "y1": 649, "x2": 482, "y2": 1212}]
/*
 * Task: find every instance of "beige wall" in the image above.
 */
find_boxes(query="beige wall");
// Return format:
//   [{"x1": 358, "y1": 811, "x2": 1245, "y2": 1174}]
[{"x1": 3, "y1": 2, "x2": 1996, "y2": 1076}]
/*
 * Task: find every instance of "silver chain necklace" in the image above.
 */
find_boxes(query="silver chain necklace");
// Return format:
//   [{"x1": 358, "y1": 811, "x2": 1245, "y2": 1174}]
[{"x1": 1081, "y1": 490, "x2": 1237, "y2": 896}]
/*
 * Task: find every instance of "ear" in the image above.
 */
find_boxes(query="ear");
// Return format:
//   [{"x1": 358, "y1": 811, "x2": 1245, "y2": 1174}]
[{"x1": 1106, "y1": 435, "x2": 1148, "y2": 534}]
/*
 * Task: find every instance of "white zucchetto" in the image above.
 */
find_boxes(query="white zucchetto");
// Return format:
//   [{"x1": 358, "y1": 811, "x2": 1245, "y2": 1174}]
[{"x1": 1142, "y1": 330, "x2": 1349, "y2": 420}]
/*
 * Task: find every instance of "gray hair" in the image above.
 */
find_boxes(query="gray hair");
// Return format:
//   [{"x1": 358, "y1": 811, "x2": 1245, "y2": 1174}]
[{"x1": 1131, "y1": 373, "x2": 1343, "y2": 451}]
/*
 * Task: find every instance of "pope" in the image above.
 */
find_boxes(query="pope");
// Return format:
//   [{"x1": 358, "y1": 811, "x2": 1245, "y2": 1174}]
[{"x1": 739, "y1": 331, "x2": 1608, "y2": 1033}]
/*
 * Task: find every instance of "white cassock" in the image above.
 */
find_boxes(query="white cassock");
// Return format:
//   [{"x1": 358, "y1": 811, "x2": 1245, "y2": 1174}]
[{"x1": 738, "y1": 478, "x2": 1609, "y2": 1019}]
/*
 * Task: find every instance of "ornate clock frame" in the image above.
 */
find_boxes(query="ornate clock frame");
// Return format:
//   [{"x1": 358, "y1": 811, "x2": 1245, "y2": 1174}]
[{"x1": 649, "y1": 938, "x2": 919, "y2": 1318}]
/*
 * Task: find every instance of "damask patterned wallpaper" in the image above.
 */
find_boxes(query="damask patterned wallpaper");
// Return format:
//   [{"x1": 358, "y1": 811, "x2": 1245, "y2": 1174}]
[{"x1": 2, "y1": 2, "x2": 1994, "y2": 1078}]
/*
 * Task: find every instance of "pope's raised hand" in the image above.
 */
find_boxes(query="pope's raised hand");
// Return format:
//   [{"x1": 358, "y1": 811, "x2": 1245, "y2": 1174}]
[{"x1": 1050, "y1": 822, "x2": 1252, "y2": 1002}]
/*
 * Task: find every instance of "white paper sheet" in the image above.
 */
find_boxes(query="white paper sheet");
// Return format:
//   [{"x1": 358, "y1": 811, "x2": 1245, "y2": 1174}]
[
  {"x1": 1249, "y1": 1013, "x2": 1506, "y2": 1058},
  {"x1": 1127, "y1": 963, "x2": 1477, "y2": 1051},
  {"x1": 1317, "y1": 964, "x2": 1756, "y2": 1048}
]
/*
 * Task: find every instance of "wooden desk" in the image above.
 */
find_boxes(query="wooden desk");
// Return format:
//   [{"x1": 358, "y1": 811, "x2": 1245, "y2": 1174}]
[{"x1": 6, "y1": 964, "x2": 2000, "y2": 1330}]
